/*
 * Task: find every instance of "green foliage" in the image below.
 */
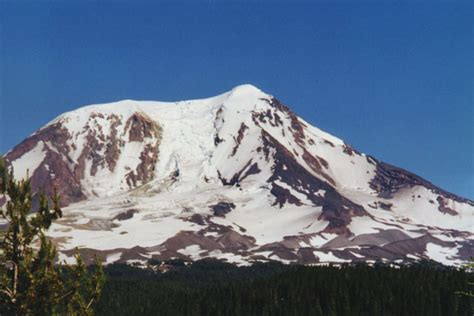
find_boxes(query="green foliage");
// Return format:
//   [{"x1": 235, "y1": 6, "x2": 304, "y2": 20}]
[
  {"x1": 0, "y1": 157, "x2": 105, "y2": 315},
  {"x1": 96, "y1": 260, "x2": 473, "y2": 316},
  {"x1": 456, "y1": 257, "x2": 474, "y2": 298}
]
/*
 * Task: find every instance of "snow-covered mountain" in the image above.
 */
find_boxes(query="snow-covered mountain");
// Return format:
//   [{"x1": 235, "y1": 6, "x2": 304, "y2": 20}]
[{"x1": 2, "y1": 84, "x2": 473, "y2": 266}]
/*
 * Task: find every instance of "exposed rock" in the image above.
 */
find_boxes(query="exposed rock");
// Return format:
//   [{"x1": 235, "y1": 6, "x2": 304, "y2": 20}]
[
  {"x1": 382, "y1": 234, "x2": 454, "y2": 256},
  {"x1": 125, "y1": 112, "x2": 160, "y2": 142},
  {"x1": 4, "y1": 123, "x2": 86, "y2": 208},
  {"x1": 216, "y1": 230, "x2": 256, "y2": 250},
  {"x1": 370, "y1": 159, "x2": 473, "y2": 205},
  {"x1": 187, "y1": 214, "x2": 207, "y2": 226},
  {"x1": 436, "y1": 196, "x2": 458, "y2": 215},
  {"x1": 378, "y1": 201, "x2": 393, "y2": 211},
  {"x1": 270, "y1": 183, "x2": 302, "y2": 207},
  {"x1": 120, "y1": 246, "x2": 151, "y2": 263},
  {"x1": 125, "y1": 113, "x2": 161, "y2": 188},
  {"x1": 456, "y1": 241, "x2": 474, "y2": 261},
  {"x1": 320, "y1": 235, "x2": 357, "y2": 249},
  {"x1": 230, "y1": 123, "x2": 249, "y2": 156},
  {"x1": 296, "y1": 248, "x2": 318, "y2": 264},
  {"x1": 343, "y1": 144, "x2": 354, "y2": 156},
  {"x1": 301, "y1": 148, "x2": 335, "y2": 185},
  {"x1": 114, "y1": 209, "x2": 138, "y2": 221},
  {"x1": 270, "y1": 98, "x2": 307, "y2": 144},
  {"x1": 104, "y1": 114, "x2": 123, "y2": 172},
  {"x1": 260, "y1": 130, "x2": 367, "y2": 236},
  {"x1": 126, "y1": 143, "x2": 160, "y2": 188},
  {"x1": 221, "y1": 159, "x2": 261, "y2": 186},
  {"x1": 210, "y1": 202, "x2": 236, "y2": 217},
  {"x1": 71, "y1": 218, "x2": 119, "y2": 231},
  {"x1": 214, "y1": 134, "x2": 224, "y2": 145},
  {"x1": 324, "y1": 140, "x2": 335, "y2": 147},
  {"x1": 351, "y1": 229, "x2": 411, "y2": 246},
  {"x1": 213, "y1": 107, "x2": 225, "y2": 145}
]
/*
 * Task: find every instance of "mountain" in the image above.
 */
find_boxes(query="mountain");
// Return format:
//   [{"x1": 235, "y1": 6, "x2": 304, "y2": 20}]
[{"x1": 2, "y1": 84, "x2": 473, "y2": 266}]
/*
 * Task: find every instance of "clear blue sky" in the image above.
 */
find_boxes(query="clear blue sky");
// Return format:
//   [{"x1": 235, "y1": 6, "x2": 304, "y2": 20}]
[{"x1": 0, "y1": 1, "x2": 472, "y2": 199}]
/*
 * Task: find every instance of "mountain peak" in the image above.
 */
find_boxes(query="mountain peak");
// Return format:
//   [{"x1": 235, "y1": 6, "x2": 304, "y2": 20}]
[
  {"x1": 52, "y1": 84, "x2": 268, "y2": 121},
  {"x1": 229, "y1": 84, "x2": 264, "y2": 95},
  {"x1": 229, "y1": 84, "x2": 268, "y2": 98},
  {"x1": 2, "y1": 86, "x2": 472, "y2": 266}
]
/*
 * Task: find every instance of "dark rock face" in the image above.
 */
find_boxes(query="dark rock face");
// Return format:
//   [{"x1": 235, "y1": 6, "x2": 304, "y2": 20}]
[
  {"x1": 436, "y1": 196, "x2": 458, "y2": 215},
  {"x1": 125, "y1": 112, "x2": 162, "y2": 188},
  {"x1": 301, "y1": 148, "x2": 335, "y2": 186},
  {"x1": 114, "y1": 209, "x2": 138, "y2": 221},
  {"x1": 210, "y1": 202, "x2": 236, "y2": 217},
  {"x1": 378, "y1": 201, "x2": 393, "y2": 211},
  {"x1": 457, "y1": 241, "x2": 474, "y2": 261},
  {"x1": 30, "y1": 150, "x2": 86, "y2": 209},
  {"x1": 213, "y1": 107, "x2": 225, "y2": 146},
  {"x1": 382, "y1": 234, "x2": 454, "y2": 257},
  {"x1": 74, "y1": 113, "x2": 127, "y2": 180},
  {"x1": 61, "y1": 229, "x2": 468, "y2": 266},
  {"x1": 7, "y1": 124, "x2": 70, "y2": 161},
  {"x1": 261, "y1": 130, "x2": 367, "y2": 236},
  {"x1": 144, "y1": 225, "x2": 257, "y2": 262},
  {"x1": 4, "y1": 123, "x2": 86, "y2": 208},
  {"x1": 271, "y1": 183, "x2": 302, "y2": 207},
  {"x1": 221, "y1": 159, "x2": 262, "y2": 186},
  {"x1": 187, "y1": 214, "x2": 207, "y2": 226},
  {"x1": 247, "y1": 98, "x2": 366, "y2": 235},
  {"x1": 230, "y1": 123, "x2": 249, "y2": 156},
  {"x1": 126, "y1": 143, "x2": 159, "y2": 187},
  {"x1": 342, "y1": 143, "x2": 361, "y2": 157},
  {"x1": 268, "y1": 98, "x2": 307, "y2": 146},
  {"x1": 369, "y1": 160, "x2": 423, "y2": 199},
  {"x1": 370, "y1": 159, "x2": 473, "y2": 205},
  {"x1": 125, "y1": 112, "x2": 160, "y2": 142},
  {"x1": 3, "y1": 111, "x2": 162, "y2": 207}
]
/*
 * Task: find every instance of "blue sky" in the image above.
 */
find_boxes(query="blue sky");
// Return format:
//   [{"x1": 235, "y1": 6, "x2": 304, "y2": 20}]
[{"x1": 0, "y1": 1, "x2": 472, "y2": 199}]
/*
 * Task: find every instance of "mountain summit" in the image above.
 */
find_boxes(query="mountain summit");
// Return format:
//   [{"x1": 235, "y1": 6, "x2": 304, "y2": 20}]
[{"x1": 3, "y1": 85, "x2": 473, "y2": 266}]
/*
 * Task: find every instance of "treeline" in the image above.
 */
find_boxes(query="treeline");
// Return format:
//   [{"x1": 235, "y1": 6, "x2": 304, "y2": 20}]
[{"x1": 94, "y1": 259, "x2": 472, "y2": 316}]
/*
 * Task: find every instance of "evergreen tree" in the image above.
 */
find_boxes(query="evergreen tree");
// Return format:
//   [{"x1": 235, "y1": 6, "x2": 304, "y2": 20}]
[
  {"x1": 457, "y1": 257, "x2": 474, "y2": 299},
  {"x1": 0, "y1": 157, "x2": 105, "y2": 315}
]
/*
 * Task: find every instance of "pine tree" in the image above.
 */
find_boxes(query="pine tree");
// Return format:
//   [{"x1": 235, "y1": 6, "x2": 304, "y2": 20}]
[
  {"x1": 456, "y1": 258, "x2": 474, "y2": 298},
  {"x1": 0, "y1": 157, "x2": 105, "y2": 315}
]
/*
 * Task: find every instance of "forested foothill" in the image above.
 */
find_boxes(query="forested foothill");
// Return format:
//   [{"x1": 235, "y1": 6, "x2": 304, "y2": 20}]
[{"x1": 96, "y1": 259, "x2": 473, "y2": 316}]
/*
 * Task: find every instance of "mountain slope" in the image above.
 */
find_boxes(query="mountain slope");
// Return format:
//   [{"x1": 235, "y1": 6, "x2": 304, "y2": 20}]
[{"x1": 2, "y1": 84, "x2": 473, "y2": 266}]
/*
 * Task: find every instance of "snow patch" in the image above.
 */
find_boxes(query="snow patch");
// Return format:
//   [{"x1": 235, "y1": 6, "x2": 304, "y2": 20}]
[
  {"x1": 11, "y1": 141, "x2": 46, "y2": 180},
  {"x1": 314, "y1": 251, "x2": 350, "y2": 263},
  {"x1": 425, "y1": 243, "x2": 461, "y2": 266}
]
